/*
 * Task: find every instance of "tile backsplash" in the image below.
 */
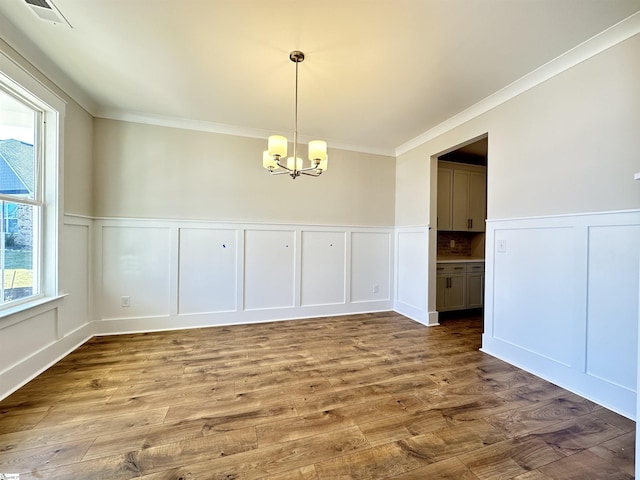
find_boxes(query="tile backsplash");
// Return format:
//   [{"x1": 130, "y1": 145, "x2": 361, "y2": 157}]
[{"x1": 438, "y1": 232, "x2": 472, "y2": 257}]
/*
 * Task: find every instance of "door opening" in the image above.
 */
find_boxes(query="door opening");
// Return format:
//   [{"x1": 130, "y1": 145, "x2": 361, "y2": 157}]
[{"x1": 435, "y1": 136, "x2": 487, "y2": 324}]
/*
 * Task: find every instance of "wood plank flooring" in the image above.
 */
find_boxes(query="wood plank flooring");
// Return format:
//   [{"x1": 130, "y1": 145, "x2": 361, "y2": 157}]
[{"x1": 0, "y1": 312, "x2": 634, "y2": 479}]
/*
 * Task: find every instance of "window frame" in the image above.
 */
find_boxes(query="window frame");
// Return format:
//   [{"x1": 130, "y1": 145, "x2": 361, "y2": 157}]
[{"x1": 0, "y1": 49, "x2": 64, "y2": 317}]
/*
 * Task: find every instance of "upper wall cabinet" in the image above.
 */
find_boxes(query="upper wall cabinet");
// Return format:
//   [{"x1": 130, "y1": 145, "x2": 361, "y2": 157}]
[{"x1": 437, "y1": 161, "x2": 486, "y2": 232}]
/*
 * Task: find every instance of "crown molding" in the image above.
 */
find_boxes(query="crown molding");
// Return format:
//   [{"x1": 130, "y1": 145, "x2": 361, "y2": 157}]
[
  {"x1": 395, "y1": 10, "x2": 640, "y2": 157},
  {"x1": 0, "y1": 16, "x2": 98, "y2": 115},
  {"x1": 96, "y1": 109, "x2": 396, "y2": 158}
]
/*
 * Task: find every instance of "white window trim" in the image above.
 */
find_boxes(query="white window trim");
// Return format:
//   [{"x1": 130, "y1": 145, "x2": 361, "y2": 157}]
[{"x1": 0, "y1": 48, "x2": 65, "y2": 313}]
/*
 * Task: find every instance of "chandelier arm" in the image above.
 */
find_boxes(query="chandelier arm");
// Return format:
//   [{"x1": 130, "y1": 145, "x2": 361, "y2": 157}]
[
  {"x1": 275, "y1": 158, "x2": 295, "y2": 173},
  {"x1": 299, "y1": 169, "x2": 322, "y2": 177},
  {"x1": 297, "y1": 164, "x2": 321, "y2": 173},
  {"x1": 268, "y1": 169, "x2": 290, "y2": 176}
]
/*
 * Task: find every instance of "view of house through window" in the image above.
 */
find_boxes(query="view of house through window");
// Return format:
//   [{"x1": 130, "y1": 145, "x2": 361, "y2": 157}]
[{"x1": 0, "y1": 87, "x2": 40, "y2": 305}]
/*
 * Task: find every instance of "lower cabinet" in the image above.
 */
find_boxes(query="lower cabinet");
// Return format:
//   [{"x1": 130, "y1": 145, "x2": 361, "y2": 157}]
[{"x1": 437, "y1": 261, "x2": 484, "y2": 312}]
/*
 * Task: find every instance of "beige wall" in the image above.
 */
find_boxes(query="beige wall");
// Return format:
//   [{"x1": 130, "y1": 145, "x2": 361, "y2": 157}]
[
  {"x1": 63, "y1": 103, "x2": 93, "y2": 216},
  {"x1": 93, "y1": 119, "x2": 396, "y2": 226},
  {"x1": 396, "y1": 34, "x2": 640, "y2": 225}
]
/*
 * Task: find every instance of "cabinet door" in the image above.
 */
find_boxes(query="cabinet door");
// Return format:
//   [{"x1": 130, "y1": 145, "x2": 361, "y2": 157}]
[
  {"x1": 436, "y1": 275, "x2": 447, "y2": 310},
  {"x1": 447, "y1": 274, "x2": 466, "y2": 310},
  {"x1": 452, "y1": 170, "x2": 470, "y2": 231},
  {"x1": 468, "y1": 172, "x2": 486, "y2": 232},
  {"x1": 467, "y1": 272, "x2": 484, "y2": 308},
  {"x1": 437, "y1": 168, "x2": 453, "y2": 231}
]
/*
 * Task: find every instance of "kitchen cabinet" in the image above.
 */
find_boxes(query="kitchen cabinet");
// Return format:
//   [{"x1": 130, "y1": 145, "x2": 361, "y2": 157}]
[
  {"x1": 438, "y1": 161, "x2": 486, "y2": 232},
  {"x1": 436, "y1": 263, "x2": 467, "y2": 311},
  {"x1": 437, "y1": 261, "x2": 485, "y2": 312},
  {"x1": 437, "y1": 167, "x2": 453, "y2": 231},
  {"x1": 466, "y1": 262, "x2": 485, "y2": 308}
]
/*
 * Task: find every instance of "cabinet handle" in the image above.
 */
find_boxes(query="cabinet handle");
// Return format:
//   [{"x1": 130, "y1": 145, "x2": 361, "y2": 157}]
[{"x1": 467, "y1": 218, "x2": 472, "y2": 229}]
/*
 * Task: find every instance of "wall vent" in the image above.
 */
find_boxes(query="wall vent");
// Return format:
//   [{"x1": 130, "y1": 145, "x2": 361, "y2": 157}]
[{"x1": 24, "y1": 0, "x2": 72, "y2": 27}]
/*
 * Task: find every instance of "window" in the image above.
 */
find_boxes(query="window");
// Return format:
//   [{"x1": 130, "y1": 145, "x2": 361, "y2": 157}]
[
  {"x1": 0, "y1": 87, "x2": 41, "y2": 305},
  {"x1": 0, "y1": 54, "x2": 63, "y2": 313}
]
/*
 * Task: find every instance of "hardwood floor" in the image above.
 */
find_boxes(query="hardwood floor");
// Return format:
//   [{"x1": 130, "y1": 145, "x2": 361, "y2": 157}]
[{"x1": 0, "y1": 312, "x2": 634, "y2": 479}]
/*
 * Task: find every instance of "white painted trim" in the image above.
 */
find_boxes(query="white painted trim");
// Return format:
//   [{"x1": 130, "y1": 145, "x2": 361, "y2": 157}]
[
  {"x1": 0, "y1": 17, "x2": 97, "y2": 114},
  {"x1": 94, "y1": 302, "x2": 394, "y2": 336},
  {"x1": 96, "y1": 109, "x2": 396, "y2": 157},
  {"x1": 92, "y1": 215, "x2": 395, "y2": 230},
  {"x1": 0, "y1": 47, "x2": 66, "y2": 113},
  {"x1": 395, "y1": 11, "x2": 640, "y2": 156},
  {"x1": 486, "y1": 208, "x2": 640, "y2": 224},
  {"x1": 483, "y1": 209, "x2": 640, "y2": 420},
  {"x1": 0, "y1": 320, "x2": 94, "y2": 400},
  {"x1": 0, "y1": 294, "x2": 67, "y2": 327}
]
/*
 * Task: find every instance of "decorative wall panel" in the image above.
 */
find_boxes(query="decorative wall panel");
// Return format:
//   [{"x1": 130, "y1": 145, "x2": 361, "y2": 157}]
[
  {"x1": 483, "y1": 210, "x2": 640, "y2": 418},
  {"x1": 586, "y1": 224, "x2": 640, "y2": 391},
  {"x1": 178, "y1": 228, "x2": 238, "y2": 314},
  {"x1": 396, "y1": 229, "x2": 428, "y2": 313},
  {"x1": 300, "y1": 231, "x2": 346, "y2": 306},
  {"x1": 101, "y1": 226, "x2": 172, "y2": 319},
  {"x1": 351, "y1": 232, "x2": 391, "y2": 302},
  {"x1": 244, "y1": 229, "x2": 296, "y2": 311},
  {"x1": 493, "y1": 226, "x2": 577, "y2": 367}
]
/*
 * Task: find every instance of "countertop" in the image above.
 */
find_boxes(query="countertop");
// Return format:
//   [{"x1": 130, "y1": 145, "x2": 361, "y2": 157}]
[{"x1": 437, "y1": 257, "x2": 485, "y2": 263}]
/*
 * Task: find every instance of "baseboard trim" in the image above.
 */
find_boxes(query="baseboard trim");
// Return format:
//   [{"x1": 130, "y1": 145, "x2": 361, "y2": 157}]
[{"x1": 0, "y1": 322, "x2": 95, "y2": 401}]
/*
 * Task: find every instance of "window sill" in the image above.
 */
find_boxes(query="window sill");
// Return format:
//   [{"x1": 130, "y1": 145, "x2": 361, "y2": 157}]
[{"x1": 0, "y1": 294, "x2": 68, "y2": 329}]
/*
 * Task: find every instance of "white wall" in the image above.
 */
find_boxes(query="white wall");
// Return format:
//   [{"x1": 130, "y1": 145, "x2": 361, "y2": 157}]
[
  {"x1": 395, "y1": 30, "x2": 640, "y2": 417},
  {"x1": 483, "y1": 211, "x2": 640, "y2": 417},
  {"x1": 94, "y1": 218, "x2": 393, "y2": 333}
]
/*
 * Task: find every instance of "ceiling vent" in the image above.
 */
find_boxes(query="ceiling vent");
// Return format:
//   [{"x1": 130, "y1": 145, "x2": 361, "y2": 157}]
[{"x1": 24, "y1": 0, "x2": 72, "y2": 27}]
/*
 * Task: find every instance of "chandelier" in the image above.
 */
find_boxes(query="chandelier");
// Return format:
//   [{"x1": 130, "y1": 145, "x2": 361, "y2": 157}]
[{"x1": 262, "y1": 50, "x2": 328, "y2": 179}]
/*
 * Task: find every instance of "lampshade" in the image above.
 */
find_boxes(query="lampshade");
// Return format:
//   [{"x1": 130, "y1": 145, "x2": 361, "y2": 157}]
[
  {"x1": 263, "y1": 151, "x2": 279, "y2": 170},
  {"x1": 318, "y1": 155, "x2": 328, "y2": 172},
  {"x1": 268, "y1": 135, "x2": 287, "y2": 158},
  {"x1": 308, "y1": 140, "x2": 327, "y2": 162},
  {"x1": 287, "y1": 157, "x2": 303, "y2": 171}
]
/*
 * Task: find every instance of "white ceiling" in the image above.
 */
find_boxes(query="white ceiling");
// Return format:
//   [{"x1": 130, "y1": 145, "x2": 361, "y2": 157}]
[{"x1": 0, "y1": 0, "x2": 638, "y2": 155}]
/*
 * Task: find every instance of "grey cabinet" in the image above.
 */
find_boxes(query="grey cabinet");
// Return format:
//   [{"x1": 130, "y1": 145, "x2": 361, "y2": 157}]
[
  {"x1": 437, "y1": 261, "x2": 484, "y2": 312},
  {"x1": 436, "y1": 263, "x2": 467, "y2": 311},
  {"x1": 438, "y1": 161, "x2": 486, "y2": 232},
  {"x1": 466, "y1": 262, "x2": 485, "y2": 308}
]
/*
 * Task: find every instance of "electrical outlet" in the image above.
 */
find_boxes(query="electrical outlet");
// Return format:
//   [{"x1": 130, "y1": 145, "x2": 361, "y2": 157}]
[
  {"x1": 372, "y1": 284, "x2": 379, "y2": 294},
  {"x1": 121, "y1": 296, "x2": 131, "y2": 307},
  {"x1": 450, "y1": 239, "x2": 456, "y2": 248},
  {"x1": 496, "y1": 239, "x2": 507, "y2": 253}
]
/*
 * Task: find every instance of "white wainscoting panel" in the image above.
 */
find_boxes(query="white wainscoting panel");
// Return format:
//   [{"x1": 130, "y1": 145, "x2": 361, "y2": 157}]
[
  {"x1": 93, "y1": 219, "x2": 393, "y2": 331},
  {"x1": 351, "y1": 232, "x2": 391, "y2": 303},
  {"x1": 301, "y1": 230, "x2": 346, "y2": 307},
  {"x1": 483, "y1": 210, "x2": 640, "y2": 418},
  {"x1": 394, "y1": 227, "x2": 430, "y2": 324},
  {"x1": 586, "y1": 224, "x2": 640, "y2": 391},
  {"x1": 493, "y1": 226, "x2": 579, "y2": 367},
  {"x1": 59, "y1": 220, "x2": 91, "y2": 335},
  {"x1": 101, "y1": 226, "x2": 172, "y2": 319},
  {"x1": 0, "y1": 308, "x2": 57, "y2": 369},
  {"x1": 244, "y1": 229, "x2": 297, "y2": 311},
  {"x1": 178, "y1": 228, "x2": 238, "y2": 315}
]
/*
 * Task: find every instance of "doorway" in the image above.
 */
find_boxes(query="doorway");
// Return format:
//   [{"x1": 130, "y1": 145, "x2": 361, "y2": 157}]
[{"x1": 434, "y1": 136, "x2": 487, "y2": 324}]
